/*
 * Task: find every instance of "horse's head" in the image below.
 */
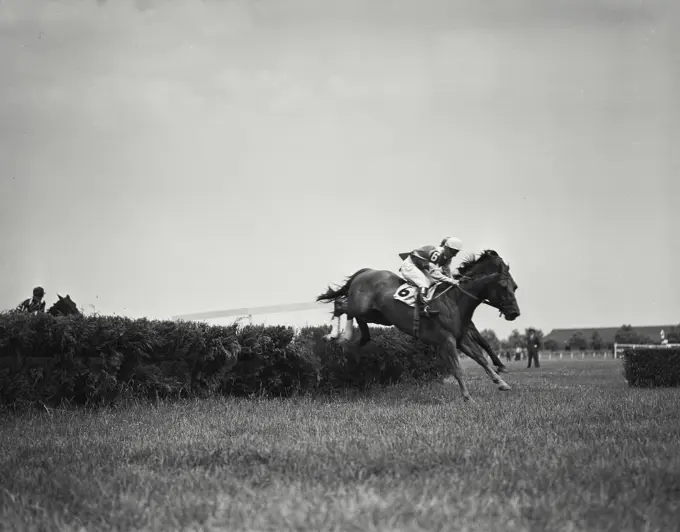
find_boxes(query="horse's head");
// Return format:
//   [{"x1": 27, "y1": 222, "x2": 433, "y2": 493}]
[
  {"x1": 455, "y1": 250, "x2": 520, "y2": 321},
  {"x1": 48, "y1": 294, "x2": 82, "y2": 317}
]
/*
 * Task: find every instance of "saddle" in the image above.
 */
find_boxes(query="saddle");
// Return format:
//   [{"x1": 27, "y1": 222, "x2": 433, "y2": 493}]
[{"x1": 393, "y1": 280, "x2": 441, "y2": 318}]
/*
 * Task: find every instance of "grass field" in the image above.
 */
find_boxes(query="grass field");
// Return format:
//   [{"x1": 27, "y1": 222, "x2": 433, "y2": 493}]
[{"x1": 2, "y1": 358, "x2": 680, "y2": 532}]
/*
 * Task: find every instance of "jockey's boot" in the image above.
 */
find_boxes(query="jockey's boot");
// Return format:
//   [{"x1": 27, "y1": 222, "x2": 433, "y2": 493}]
[{"x1": 418, "y1": 288, "x2": 440, "y2": 318}]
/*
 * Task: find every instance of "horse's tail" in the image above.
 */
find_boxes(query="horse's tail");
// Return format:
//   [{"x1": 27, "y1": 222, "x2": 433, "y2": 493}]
[{"x1": 316, "y1": 268, "x2": 372, "y2": 303}]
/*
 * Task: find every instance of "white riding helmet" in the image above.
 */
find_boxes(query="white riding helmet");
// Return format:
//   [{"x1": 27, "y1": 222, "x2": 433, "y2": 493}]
[{"x1": 442, "y1": 236, "x2": 463, "y2": 251}]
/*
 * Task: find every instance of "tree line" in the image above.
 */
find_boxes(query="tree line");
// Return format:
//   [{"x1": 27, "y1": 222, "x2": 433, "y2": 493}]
[{"x1": 479, "y1": 324, "x2": 680, "y2": 353}]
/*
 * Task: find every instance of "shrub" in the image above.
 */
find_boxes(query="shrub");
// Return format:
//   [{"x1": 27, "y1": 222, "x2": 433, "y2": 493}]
[
  {"x1": 0, "y1": 311, "x2": 444, "y2": 408},
  {"x1": 623, "y1": 346, "x2": 680, "y2": 388}
]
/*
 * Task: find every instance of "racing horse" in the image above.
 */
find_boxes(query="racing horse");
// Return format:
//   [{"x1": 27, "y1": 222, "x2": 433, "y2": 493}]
[
  {"x1": 47, "y1": 294, "x2": 82, "y2": 317},
  {"x1": 316, "y1": 250, "x2": 520, "y2": 401}
]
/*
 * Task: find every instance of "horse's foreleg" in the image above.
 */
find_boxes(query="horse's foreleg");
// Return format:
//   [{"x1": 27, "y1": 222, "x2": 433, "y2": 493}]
[
  {"x1": 485, "y1": 345, "x2": 509, "y2": 373},
  {"x1": 494, "y1": 363, "x2": 509, "y2": 374},
  {"x1": 439, "y1": 337, "x2": 471, "y2": 401},
  {"x1": 459, "y1": 336, "x2": 511, "y2": 392},
  {"x1": 483, "y1": 345, "x2": 509, "y2": 373},
  {"x1": 467, "y1": 326, "x2": 508, "y2": 373}
]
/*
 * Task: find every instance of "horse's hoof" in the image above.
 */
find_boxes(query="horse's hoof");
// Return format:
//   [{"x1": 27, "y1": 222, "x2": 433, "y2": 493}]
[
  {"x1": 496, "y1": 366, "x2": 509, "y2": 374},
  {"x1": 463, "y1": 395, "x2": 472, "y2": 402},
  {"x1": 498, "y1": 384, "x2": 512, "y2": 392}
]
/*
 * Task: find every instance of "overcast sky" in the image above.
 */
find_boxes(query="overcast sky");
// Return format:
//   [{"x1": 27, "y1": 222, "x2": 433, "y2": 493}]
[{"x1": 1, "y1": 0, "x2": 678, "y2": 339}]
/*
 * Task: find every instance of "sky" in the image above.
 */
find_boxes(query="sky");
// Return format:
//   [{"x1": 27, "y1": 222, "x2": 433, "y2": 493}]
[{"x1": 1, "y1": 0, "x2": 678, "y2": 340}]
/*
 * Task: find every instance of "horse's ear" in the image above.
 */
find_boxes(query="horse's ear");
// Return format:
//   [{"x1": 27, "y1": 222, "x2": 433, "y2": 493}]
[{"x1": 58, "y1": 294, "x2": 63, "y2": 300}]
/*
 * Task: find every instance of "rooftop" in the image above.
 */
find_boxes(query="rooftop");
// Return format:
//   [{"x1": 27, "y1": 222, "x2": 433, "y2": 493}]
[{"x1": 543, "y1": 325, "x2": 677, "y2": 346}]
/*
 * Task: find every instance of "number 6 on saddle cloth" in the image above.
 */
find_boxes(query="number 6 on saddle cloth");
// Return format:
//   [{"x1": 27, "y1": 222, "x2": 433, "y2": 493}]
[{"x1": 393, "y1": 283, "x2": 437, "y2": 308}]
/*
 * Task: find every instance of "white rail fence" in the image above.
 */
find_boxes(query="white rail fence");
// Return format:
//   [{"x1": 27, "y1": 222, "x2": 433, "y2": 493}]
[
  {"x1": 613, "y1": 342, "x2": 680, "y2": 358},
  {"x1": 525, "y1": 343, "x2": 680, "y2": 362}
]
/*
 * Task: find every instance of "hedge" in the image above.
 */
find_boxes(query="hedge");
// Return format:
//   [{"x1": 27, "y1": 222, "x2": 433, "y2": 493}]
[
  {"x1": 623, "y1": 346, "x2": 680, "y2": 388},
  {"x1": 0, "y1": 311, "x2": 442, "y2": 408}
]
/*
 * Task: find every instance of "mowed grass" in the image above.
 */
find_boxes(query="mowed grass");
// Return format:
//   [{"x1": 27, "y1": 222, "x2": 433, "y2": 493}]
[{"x1": 2, "y1": 358, "x2": 680, "y2": 532}]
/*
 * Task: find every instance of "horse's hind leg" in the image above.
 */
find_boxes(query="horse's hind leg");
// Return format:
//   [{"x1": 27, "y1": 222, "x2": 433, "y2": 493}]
[
  {"x1": 357, "y1": 318, "x2": 370, "y2": 347},
  {"x1": 323, "y1": 299, "x2": 346, "y2": 343},
  {"x1": 334, "y1": 288, "x2": 377, "y2": 346},
  {"x1": 338, "y1": 316, "x2": 355, "y2": 344}
]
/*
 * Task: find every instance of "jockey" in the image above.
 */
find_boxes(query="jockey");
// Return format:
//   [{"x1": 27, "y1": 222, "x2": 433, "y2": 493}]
[
  {"x1": 399, "y1": 237, "x2": 463, "y2": 316},
  {"x1": 16, "y1": 286, "x2": 46, "y2": 314}
]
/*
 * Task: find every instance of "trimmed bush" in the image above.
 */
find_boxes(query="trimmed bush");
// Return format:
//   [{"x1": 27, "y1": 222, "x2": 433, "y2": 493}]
[
  {"x1": 296, "y1": 325, "x2": 441, "y2": 393},
  {"x1": 0, "y1": 311, "x2": 443, "y2": 408},
  {"x1": 623, "y1": 346, "x2": 680, "y2": 388}
]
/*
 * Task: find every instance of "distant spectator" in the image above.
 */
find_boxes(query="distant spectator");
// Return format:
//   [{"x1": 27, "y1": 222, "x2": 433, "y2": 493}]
[
  {"x1": 16, "y1": 286, "x2": 46, "y2": 314},
  {"x1": 514, "y1": 346, "x2": 522, "y2": 361},
  {"x1": 527, "y1": 328, "x2": 541, "y2": 368}
]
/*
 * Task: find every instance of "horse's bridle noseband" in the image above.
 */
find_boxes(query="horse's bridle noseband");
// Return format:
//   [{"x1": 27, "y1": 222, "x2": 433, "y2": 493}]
[{"x1": 454, "y1": 274, "x2": 515, "y2": 317}]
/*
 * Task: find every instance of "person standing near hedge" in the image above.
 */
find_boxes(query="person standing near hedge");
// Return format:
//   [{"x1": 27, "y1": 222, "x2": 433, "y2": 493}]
[
  {"x1": 16, "y1": 286, "x2": 46, "y2": 314},
  {"x1": 527, "y1": 328, "x2": 541, "y2": 368}
]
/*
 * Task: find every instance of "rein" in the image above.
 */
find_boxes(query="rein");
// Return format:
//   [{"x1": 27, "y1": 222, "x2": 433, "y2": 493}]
[
  {"x1": 436, "y1": 275, "x2": 508, "y2": 317},
  {"x1": 431, "y1": 278, "x2": 493, "y2": 307}
]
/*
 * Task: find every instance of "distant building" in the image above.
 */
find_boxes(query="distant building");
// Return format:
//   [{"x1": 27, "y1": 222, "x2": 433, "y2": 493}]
[{"x1": 543, "y1": 325, "x2": 677, "y2": 349}]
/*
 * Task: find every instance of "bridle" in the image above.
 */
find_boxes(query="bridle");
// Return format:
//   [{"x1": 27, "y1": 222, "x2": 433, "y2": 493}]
[{"x1": 449, "y1": 272, "x2": 516, "y2": 317}]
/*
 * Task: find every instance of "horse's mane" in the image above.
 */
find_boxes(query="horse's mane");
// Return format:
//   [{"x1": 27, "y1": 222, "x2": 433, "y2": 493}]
[{"x1": 455, "y1": 249, "x2": 500, "y2": 279}]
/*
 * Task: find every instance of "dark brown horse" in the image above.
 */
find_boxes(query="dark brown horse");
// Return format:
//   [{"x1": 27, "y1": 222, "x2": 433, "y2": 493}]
[
  {"x1": 316, "y1": 250, "x2": 520, "y2": 401},
  {"x1": 48, "y1": 294, "x2": 82, "y2": 317}
]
